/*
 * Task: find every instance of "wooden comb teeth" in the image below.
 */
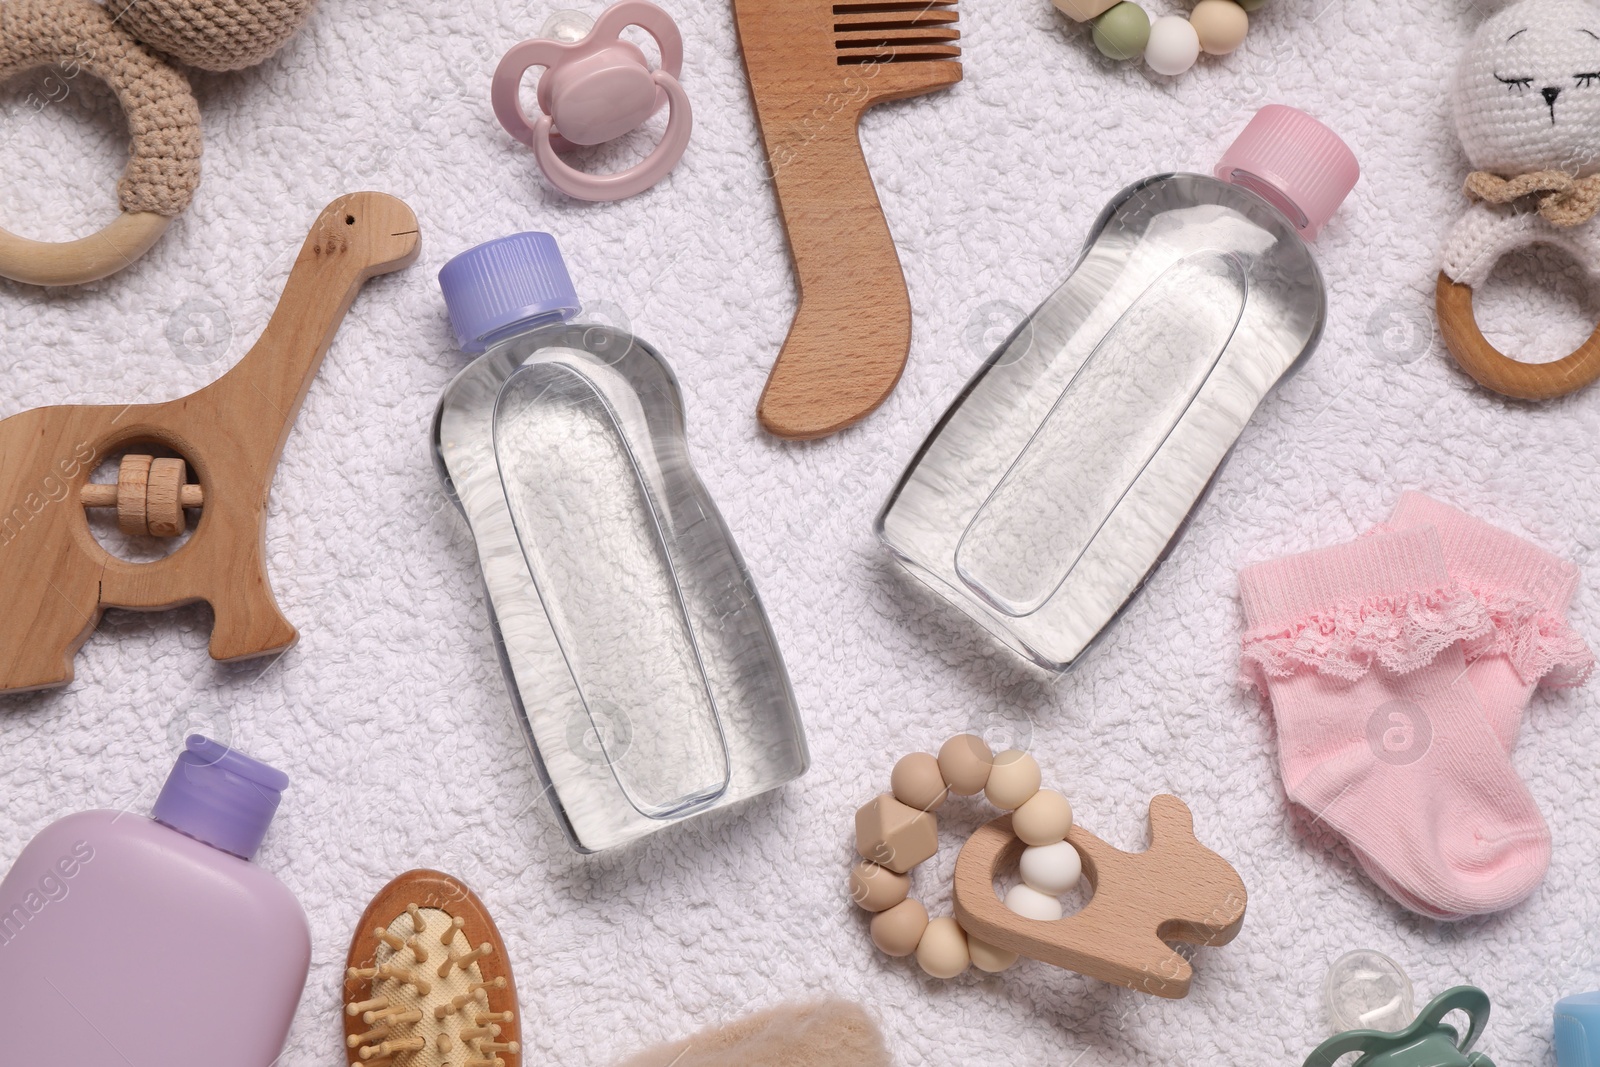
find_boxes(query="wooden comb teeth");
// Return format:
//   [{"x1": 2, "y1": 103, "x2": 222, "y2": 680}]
[
  {"x1": 833, "y1": 1, "x2": 960, "y2": 63},
  {"x1": 344, "y1": 870, "x2": 522, "y2": 1067}
]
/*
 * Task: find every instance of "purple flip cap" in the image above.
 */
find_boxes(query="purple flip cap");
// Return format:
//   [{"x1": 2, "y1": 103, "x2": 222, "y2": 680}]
[
  {"x1": 151, "y1": 735, "x2": 289, "y2": 861},
  {"x1": 439, "y1": 232, "x2": 581, "y2": 353}
]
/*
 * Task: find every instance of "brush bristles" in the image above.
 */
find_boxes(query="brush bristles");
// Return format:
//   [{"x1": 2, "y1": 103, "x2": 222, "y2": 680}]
[{"x1": 346, "y1": 903, "x2": 515, "y2": 1067}]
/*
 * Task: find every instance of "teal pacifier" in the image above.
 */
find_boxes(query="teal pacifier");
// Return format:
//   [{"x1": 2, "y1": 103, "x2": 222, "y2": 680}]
[{"x1": 1305, "y1": 986, "x2": 1496, "y2": 1067}]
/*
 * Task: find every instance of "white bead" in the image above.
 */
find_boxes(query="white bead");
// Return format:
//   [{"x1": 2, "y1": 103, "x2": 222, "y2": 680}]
[
  {"x1": 1004, "y1": 883, "x2": 1064, "y2": 922},
  {"x1": 1020, "y1": 841, "x2": 1082, "y2": 896},
  {"x1": 1144, "y1": 15, "x2": 1199, "y2": 75}
]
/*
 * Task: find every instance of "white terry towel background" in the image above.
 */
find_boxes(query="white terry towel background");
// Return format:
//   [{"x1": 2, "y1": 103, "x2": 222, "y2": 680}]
[{"x1": 3, "y1": 0, "x2": 1600, "y2": 1064}]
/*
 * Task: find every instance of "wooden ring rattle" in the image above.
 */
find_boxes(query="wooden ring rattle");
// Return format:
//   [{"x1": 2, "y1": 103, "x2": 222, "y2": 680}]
[
  {"x1": 849, "y1": 734, "x2": 1247, "y2": 997},
  {"x1": 0, "y1": 0, "x2": 202, "y2": 286},
  {"x1": 1436, "y1": 271, "x2": 1600, "y2": 400}
]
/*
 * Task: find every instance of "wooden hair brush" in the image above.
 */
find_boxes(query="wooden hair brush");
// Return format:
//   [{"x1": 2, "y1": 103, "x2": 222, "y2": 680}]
[
  {"x1": 344, "y1": 870, "x2": 522, "y2": 1067},
  {"x1": 732, "y1": 0, "x2": 962, "y2": 439}
]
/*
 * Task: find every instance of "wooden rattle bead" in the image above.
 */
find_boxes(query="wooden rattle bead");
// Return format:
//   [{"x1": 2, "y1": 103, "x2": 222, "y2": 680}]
[
  {"x1": 915, "y1": 917, "x2": 971, "y2": 979},
  {"x1": 1005, "y1": 883, "x2": 1064, "y2": 922},
  {"x1": 849, "y1": 861, "x2": 910, "y2": 912},
  {"x1": 937, "y1": 734, "x2": 993, "y2": 796},
  {"x1": 146, "y1": 457, "x2": 188, "y2": 537},
  {"x1": 856, "y1": 795, "x2": 938, "y2": 874},
  {"x1": 870, "y1": 899, "x2": 928, "y2": 957},
  {"x1": 984, "y1": 750, "x2": 1041, "y2": 810},
  {"x1": 116, "y1": 453, "x2": 152, "y2": 536},
  {"x1": 968, "y1": 935, "x2": 1020, "y2": 974},
  {"x1": 1191, "y1": 0, "x2": 1248, "y2": 55},
  {"x1": 891, "y1": 752, "x2": 948, "y2": 812},
  {"x1": 1020, "y1": 841, "x2": 1082, "y2": 895},
  {"x1": 1013, "y1": 789, "x2": 1074, "y2": 846}
]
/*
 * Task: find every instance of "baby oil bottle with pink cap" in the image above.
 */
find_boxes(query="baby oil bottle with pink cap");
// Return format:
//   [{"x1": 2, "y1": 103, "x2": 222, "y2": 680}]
[
  {"x1": 878, "y1": 105, "x2": 1360, "y2": 672},
  {"x1": 0, "y1": 735, "x2": 310, "y2": 1066}
]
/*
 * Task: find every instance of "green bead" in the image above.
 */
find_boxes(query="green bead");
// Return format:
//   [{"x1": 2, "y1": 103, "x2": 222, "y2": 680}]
[
  {"x1": 1234, "y1": 0, "x2": 1268, "y2": 11},
  {"x1": 1092, "y1": 2, "x2": 1150, "y2": 60}
]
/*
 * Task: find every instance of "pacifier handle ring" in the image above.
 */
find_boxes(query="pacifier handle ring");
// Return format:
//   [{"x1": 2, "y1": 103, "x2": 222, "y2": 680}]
[
  {"x1": 531, "y1": 71, "x2": 691, "y2": 202},
  {"x1": 590, "y1": 0, "x2": 684, "y2": 78},
  {"x1": 492, "y1": 37, "x2": 575, "y2": 146},
  {"x1": 1414, "y1": 985, "x2": 1492, "y2": 1056},
  {"x1": 1437, "y1": 271, "x2": 1600, "y2": 400},
  {"x1": 0, "y1": 213, "x2": 171, "y2": 287}
]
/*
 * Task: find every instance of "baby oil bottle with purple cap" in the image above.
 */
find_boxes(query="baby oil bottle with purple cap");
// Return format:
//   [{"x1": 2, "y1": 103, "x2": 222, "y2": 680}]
[
  {"x1": 0, "y1": 736, "x2": 310, "y2": 1067},
  {"x1": 431, "y1": 232, "x2": 808, "y2": 854}
]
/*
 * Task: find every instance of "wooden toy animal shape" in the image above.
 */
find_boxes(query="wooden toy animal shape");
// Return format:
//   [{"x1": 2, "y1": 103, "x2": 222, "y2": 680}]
[
  {"x1": 952, "y1": 794, "x2": 1247, "y2": 998},
  {"x1": 0, "y1": 192, "x2": 420, "y2": 694}
]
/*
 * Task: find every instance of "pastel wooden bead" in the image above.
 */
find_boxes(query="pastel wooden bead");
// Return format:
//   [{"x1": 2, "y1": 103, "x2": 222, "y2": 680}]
[
  {"x1": 1051, "y1": 0, "x2": 1119, "y2": 20},
  {"x1": 1013, "y1": 789, "x2": 1074, "y2": 846},
  {"x1": 984, "y1": 750, "x2": 1041, "y2": 810},
  {"x1": 849, "y1": 861, "x2": 910, "y2": 912},
  {"x1": 1191, "y1": 0, "x2": 1248, "y2": 55},
  {"x1": 891, "y1": 752, "x2": 948, "y2": 812},
  {"x1": 1019, "y1": 841, "x2": 1083, "y2": 895},
  {"x1": 1005, "y1": 883, "x2": 1064, "y2": 922},
  {"x1": 1092, "y1": 2, "x2": 1150, "y2": 61},
  {"x1": 855, "y1": 794, "x2": 938, "y2": 874},
  {"x1": 968, "y1": 935, "x2": 1020, "y2": 974},
  {"x1": 1145, "y1": 15, "x2": 1200, "y2": 75},
  {"x1": 870, "y1": 899, "x2": 928, "y2": 957},
  {"x1": 915, "y1": 917, "x2": 971, "y2": 979},
  {"x1": 938, "y1": 734, "x2": 994, "y2": 796}
]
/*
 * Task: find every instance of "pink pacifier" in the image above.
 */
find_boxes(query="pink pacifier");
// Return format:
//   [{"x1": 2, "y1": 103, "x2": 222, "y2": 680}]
[{"x1": 492, "y1": 1, "x2": 692, "y2": 202}]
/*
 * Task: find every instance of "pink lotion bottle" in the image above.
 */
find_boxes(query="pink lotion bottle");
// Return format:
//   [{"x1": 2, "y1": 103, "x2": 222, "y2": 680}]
[{"x1": 0, "y1": 735, "x2": 310, "y2": 1065}]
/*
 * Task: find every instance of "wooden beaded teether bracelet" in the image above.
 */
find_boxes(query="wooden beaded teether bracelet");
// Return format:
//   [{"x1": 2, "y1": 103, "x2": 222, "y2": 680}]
[
  {"x1": 1054, "y1": 0, "x2": 1267, "y2": 77},
  {"x1": 851, "y1": 733, "x2": 1250, "y2": 997}
]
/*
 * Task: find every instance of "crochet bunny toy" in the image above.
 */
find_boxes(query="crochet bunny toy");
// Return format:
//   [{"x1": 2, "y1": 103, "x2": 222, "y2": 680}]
[
  {"x1": 1437, "y1": 0, "x2": 1600, "y2": 398},
  {"x1": 0, "y1": 0, "x2": 316, "y2": 287}
]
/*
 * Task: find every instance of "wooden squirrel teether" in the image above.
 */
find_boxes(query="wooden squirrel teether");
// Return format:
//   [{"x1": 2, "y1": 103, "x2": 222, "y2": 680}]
[
  {"x1": 0, "y1": 192, "x2": 419, "y2": 694},
  {"x1": 952, "y1": 794, "x2": 1247, "y2": 999}
]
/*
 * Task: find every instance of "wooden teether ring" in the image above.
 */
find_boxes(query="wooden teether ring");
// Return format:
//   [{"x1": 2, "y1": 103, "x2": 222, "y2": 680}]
[
  {"x1": 1437, "y1": 271, "x2": 1600, "y2": 400},
  {"x1": 0, "y1": 0, "x2": 202, "y2": 286}
]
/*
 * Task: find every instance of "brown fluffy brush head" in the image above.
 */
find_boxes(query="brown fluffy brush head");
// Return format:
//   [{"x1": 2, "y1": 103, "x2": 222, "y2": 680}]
[{"x1": 343, "y1": 870, "x2": 522, "y2": 1067}]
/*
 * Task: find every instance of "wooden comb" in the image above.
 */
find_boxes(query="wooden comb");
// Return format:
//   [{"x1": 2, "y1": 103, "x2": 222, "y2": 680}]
[
  {"x1": 732, "y1": 0, "x2": 962, "y2": 439},
  {"x1": 952, "y1": 795, "x2": 1247, "y2": 999},
  {"x1": 344, "y1": 870, "x2": 522, "y2": 1067},
  {"x1": 0, "y1": 192, "x2": 419, "y2": 693}
]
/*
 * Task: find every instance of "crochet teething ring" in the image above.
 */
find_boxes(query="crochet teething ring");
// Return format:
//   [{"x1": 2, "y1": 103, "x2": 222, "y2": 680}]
[
  {"x1": 0, "y1": 0, "x2": 201, "y2": 286},
  {"x1": 492, "y1": 0, "x2": 692, "y2": 202},
  {"x1": 848, "y1": 734, "x2": 1247, "y2": 995},
  {"x1": 1436, "y1": 272, "x2": 1600, "y2": 400}
]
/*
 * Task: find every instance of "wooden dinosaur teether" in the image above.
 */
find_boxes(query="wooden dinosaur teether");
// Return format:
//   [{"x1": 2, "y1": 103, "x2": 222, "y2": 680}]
[
  {"x1": 0, "y1": 192, "x2": 419, "y2": 694},
  {"x1": 344, "y1": 869, "x2": 522, "y2": 1067},
  {"x1": 952, "y1": 794, "x2": 1247, "y2": 999}
]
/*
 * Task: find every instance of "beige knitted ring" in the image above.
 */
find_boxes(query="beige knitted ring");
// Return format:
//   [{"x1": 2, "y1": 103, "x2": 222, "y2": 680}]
[{"x1": 0, "y1": 0, "x2": 202, "y2": 286}]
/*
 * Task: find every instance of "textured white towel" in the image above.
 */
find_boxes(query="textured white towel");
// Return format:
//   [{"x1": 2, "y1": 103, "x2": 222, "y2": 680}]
[{"x1": 2, "y1": 0, "x2": 1597, "y2": 1064}]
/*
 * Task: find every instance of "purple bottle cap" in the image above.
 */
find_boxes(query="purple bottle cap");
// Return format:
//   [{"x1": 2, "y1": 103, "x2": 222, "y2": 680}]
[
  {"x1": 438, "y1": 232, "x2": 581, "y2": 353},
  {"x1": 151, "y1": 735, "x2": 289, "y2": 861},
  {"x1": 1214, "y1": 104, "x2": 1359, "y2": 241}
]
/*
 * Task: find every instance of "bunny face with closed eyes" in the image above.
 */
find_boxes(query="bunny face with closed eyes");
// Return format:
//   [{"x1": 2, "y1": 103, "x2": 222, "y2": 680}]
[{"x1": 1454, "y1": 0, "x2": 1600, "y2": 176}]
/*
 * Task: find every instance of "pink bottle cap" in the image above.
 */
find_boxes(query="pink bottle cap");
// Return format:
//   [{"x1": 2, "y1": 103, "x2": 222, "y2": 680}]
[{"x1": 1214, "y1": 105, "x2": 1358, "y2": 241}]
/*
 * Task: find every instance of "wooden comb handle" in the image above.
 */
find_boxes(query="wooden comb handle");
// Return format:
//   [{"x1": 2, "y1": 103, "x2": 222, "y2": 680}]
[{"x1": 756, "y1": 120, "x2": 913, "y2": 439}]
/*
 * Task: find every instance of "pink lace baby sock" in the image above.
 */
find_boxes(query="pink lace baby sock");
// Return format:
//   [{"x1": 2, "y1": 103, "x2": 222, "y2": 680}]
[
  {"x1": 1240, "y1": 526, "x2": 1551, "y2": 918},
  {"x1": 1384, "y1": 492, "x2": 1593, "y2": 752}
]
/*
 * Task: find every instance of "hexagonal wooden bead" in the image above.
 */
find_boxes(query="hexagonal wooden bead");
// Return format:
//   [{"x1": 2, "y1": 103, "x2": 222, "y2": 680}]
[{"x1": 855, "y1": 794, "x2": 937, "y2": 874}]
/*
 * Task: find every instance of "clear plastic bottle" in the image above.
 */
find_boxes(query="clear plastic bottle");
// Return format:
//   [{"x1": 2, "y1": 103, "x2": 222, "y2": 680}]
[
  {"x1": 878, "y1": 106, "x2": 1359, "y2": 671},
  {"x1": 0, "y1": 736, "x2": 309, "y2": 1066},
  {"x1": 433, "y1": 233, "x2": 808, "y2": 852}
]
